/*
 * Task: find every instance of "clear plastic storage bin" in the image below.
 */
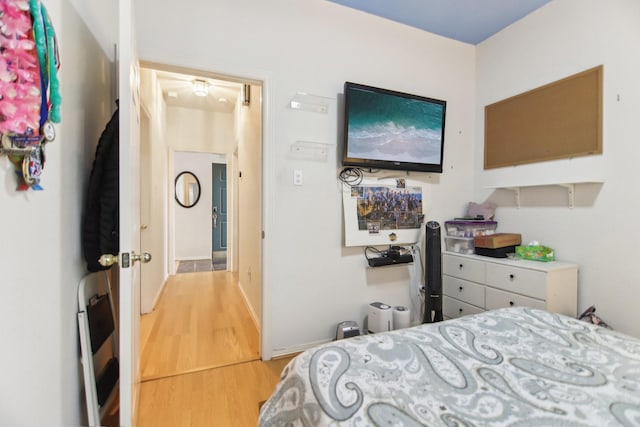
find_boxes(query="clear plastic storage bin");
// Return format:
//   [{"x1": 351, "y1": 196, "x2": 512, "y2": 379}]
[
  {"x1": 444, "y1": 236, "x2": 475, "y2": 254},
  {"x1": 444, "y1": 220, "x2": 497, "y2": 237}
]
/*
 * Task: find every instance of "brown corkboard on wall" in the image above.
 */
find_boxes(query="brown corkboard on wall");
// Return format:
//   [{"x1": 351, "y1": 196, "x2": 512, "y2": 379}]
[{"x1": 484, "y1": 65, "x2": 603, "y2": 169}]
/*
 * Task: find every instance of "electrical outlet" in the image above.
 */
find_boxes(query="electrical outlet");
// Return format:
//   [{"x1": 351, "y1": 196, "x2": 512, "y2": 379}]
[{"x1": 293, "y1": 170, "x2": 303, "y2": 186}]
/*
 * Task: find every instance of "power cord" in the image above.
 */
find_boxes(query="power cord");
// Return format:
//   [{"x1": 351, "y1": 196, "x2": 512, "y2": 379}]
[
  {"x1": 409, "y1": 244, "x2": 426, "y2": 322},
  {"x1": 364, "y1": 246, "x2": 385, "y2": 262},
  {"x1": 411, "y1": 244, "x2": 426, "y2": 282},
  {"x1": 338, "y1": 167, "x2": 364, "y2": 186}
]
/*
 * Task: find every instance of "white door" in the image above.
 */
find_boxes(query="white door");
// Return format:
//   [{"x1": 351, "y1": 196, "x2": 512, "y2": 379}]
[{"x1": 119, "y1": 0, "x2": 143, "y2": 425}]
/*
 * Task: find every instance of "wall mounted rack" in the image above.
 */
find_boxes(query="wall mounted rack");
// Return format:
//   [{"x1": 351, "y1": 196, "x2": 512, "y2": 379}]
[
  {"x1": 289, "y1": 140, "x2": 331, "y2": 162},
  {"x1": 488, "y1": 180, "x2": 604, "y2": 208},
  {"x1": 289, "y1": 92, "x2": 333, "y2": 114}
]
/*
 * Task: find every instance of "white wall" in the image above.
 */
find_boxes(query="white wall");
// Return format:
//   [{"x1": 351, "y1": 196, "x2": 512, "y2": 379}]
[
  {"x1": 135, "y1": 0, "x2": 477, "y2": 354},
  {"x1": 166, "y1": 106, "x2": 235, "y2": 153},
  {"x1": 236, "y1": 84, "x2": 263, "y2": 326},
  {"x1": 0, "y1": 0, "x2": 115, "y2": 425},
  {"x1": 475, "y1": 0, "x2": 640, "y2": 337},
  {"x1": 69, "y1": 0, "x2": 117, "y2": 62},
  {"x1": 139, "y1": 69, "x2": 169, "y2": 313}
]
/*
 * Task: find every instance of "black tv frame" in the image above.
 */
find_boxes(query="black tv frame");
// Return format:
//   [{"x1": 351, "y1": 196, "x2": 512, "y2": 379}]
[{"x1": 342, "y1": 82, "x2": 447, "y2": 174}]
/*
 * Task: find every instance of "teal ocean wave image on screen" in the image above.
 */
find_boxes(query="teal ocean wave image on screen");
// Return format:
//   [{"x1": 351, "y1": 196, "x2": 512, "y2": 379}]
[{"x1": 347, "y1": 87, "x2": 444, "y2": 164}]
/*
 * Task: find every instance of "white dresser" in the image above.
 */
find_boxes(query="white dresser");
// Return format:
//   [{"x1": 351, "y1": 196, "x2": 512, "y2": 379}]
[{"x1": 442, "y1": 252, "x2": 578, "y2": 319}]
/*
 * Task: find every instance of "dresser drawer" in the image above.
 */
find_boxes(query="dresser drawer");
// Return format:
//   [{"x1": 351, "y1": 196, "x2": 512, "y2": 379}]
[
  {"x1": 443, "y1": 254, "x2": 485, "y2": 283},
  {"x1": 485, "y1": 287, "x2": 545, "y2": 311},
  {"x1": 443, "y1": 296, "x2": 484, "y2": 319},
  {"x1": 485, "y1": 263, "x2": 546, "y2": 300},
  {"x1": 443, "y1": 276, "x2": 485, "y2": 307}
]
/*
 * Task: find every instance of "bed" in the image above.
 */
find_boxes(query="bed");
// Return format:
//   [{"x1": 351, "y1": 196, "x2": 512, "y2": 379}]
[{"x1": 259, "y1": 307, "x2": 640, "y2": 426}]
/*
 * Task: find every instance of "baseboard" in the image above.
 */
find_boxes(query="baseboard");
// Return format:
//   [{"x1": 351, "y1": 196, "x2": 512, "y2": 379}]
[
  {"x1": 150, "y1": 274, "x2": 170, "y2": 311},
  {"x1": 271, "y1": 338, "x2": 332, "y2": 358},
  {"x1": 176, "y1": 256, "x2": 211, "y2": 261},
  {"x1": 237, "y1": 281, "x2": 261, "y2": 334}
]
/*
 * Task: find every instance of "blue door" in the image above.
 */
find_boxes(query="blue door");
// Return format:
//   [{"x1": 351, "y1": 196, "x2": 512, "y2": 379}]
[{"x1": 211, "y1": 163, "x2": 227, "y2": 255}]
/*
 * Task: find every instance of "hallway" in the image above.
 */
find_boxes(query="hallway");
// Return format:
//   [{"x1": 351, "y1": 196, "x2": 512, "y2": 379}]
[
  {"x1": 139, "y1": 271, "x2": 260, "y2": 381},
  {"x1": 137, "y1": 271, "x2": 292, "y2": 426}
]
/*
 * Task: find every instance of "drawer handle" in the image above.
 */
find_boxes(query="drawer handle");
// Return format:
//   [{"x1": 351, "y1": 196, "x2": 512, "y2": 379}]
[
  {"x1": 458, "y1": 308, "x2": 463, "y2": 313},
  {"x1": 458, "y1": 286, "x2": 464, "y2": 292},
  {"x1": 509, "y1": 301, "x2": 515, "y2": 306},
  {"x1": 459, "y1": 264, "x2": 464, "y2": 270},
  {"x1": 509, "y1": 274, "x2": 515, "y2": 280}
]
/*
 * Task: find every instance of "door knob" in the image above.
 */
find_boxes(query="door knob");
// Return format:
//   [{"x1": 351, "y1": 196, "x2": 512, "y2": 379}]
[
  {"x1": 131, "y1": 251, "x2": 152, "y2": 264},
  {"x1": 100, "y1": 252, "x2": 152, "y2": 267},
  {"x1": 99, "y1": 254, "x2": 119, "y2": 267}
]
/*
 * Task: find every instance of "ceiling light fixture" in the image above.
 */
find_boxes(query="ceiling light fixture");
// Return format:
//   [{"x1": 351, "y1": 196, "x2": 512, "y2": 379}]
[{"x1": 192, "y1": 79, "x2": 209, "y2": 97}]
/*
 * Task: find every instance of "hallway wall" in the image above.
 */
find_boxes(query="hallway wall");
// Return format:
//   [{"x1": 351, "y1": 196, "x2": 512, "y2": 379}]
[
  {"x1": 139, "y1": 68, "x2": 169, "y2": 313},
  {"x1": 236, "y1": 84, "x2": 263, "y2": 326},
  {"x1": 167, "y1": 106, "x2": 235, "y2": 264}
]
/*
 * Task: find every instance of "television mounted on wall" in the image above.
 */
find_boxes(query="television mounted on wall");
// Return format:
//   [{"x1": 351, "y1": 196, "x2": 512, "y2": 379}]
[{"x1": 342, "y1": 82, "x2": 447, "y2": 173}]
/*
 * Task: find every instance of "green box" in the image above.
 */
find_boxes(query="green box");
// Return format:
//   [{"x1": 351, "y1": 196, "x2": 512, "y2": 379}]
[{"x1": 515, "y1": 245, "x2": 555, "y2": 262}]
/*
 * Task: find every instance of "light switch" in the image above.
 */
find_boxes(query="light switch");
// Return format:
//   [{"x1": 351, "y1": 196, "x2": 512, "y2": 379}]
[{"x1": 293, "y1": 170, "x2": 303, "y2": 186}]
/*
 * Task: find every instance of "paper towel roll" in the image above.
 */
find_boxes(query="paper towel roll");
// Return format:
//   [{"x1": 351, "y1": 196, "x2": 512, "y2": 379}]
[{"x1": 393, "y1": 306, "x2": 411, "y2": 330}]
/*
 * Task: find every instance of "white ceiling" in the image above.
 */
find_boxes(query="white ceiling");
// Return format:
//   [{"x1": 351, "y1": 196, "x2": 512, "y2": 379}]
[
  {"x1": 327, "y1": 0, "x2": 552, "y2": 44},
  {"x1": 155, "y1": 70, "x2": 243, "y2": 113}
]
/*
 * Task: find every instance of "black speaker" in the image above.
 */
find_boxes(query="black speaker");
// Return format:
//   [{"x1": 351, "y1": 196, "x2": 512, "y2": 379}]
[{"x1": 423, "y1": 221, "x2": 443, "y2": 323}]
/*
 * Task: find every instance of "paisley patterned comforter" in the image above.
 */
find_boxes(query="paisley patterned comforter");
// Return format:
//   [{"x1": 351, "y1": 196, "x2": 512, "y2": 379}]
[{"x1": 259, "y1": 307, "x2": 640, "y2": 426}]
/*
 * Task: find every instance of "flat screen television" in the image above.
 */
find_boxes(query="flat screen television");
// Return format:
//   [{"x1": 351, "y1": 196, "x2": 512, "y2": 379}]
[{"x1": 342, "y1": 82, "x2": 447, "y2": 173}]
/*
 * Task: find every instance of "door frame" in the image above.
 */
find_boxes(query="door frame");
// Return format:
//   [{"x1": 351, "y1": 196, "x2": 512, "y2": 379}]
[
  {"x1": 139, "y1": 60, "x2": 274, "y2": 360},
  {"x1": 139, "y1": 106, "x2": 153, "y2": 314}
]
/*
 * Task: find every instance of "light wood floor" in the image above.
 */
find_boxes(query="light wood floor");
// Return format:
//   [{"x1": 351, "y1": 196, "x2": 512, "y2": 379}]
[
  {"x1": 137, "y1": 357, "x2": 292, "y2": 427},
  {"x1": 140, "y1": 271, "x2": 260, "y2": 381},
  {"x1": 137, "y1": 271, "x2": 294, "y2": 427}
]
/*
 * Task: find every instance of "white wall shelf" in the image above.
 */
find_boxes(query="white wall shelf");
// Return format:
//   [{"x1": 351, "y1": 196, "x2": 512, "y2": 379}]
[
  {"x1": 289, "y1": 92, "x2": 333, "y2": 113},
  {"x1": 289, "y1": 140, "x2": 331, "y2": 161},
  {"x1": 488, "y1": 181, "x2": 604, "y2": 208}
]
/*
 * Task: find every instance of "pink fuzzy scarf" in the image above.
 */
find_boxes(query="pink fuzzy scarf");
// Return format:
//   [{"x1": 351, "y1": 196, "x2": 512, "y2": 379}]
[{"x1": 0, "y1": 0, "x2": 41, "y2": 136}]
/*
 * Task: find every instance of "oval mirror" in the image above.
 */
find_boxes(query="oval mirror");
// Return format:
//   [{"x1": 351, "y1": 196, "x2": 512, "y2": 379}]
[{"x1": 175, "y1": 171, "x2": 201, "y2": 208}]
